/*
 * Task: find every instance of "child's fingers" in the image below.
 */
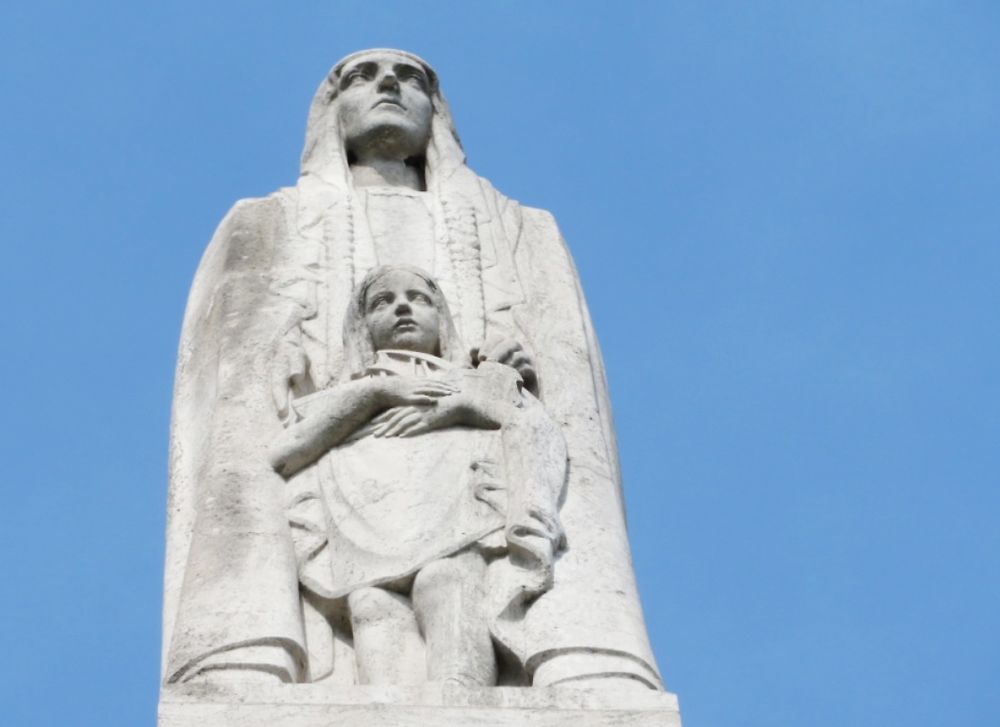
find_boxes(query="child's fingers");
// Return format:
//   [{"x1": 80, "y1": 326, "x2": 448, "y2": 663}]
[
  {"x1": 382, "y1": 411, "x2": 423, "y2": 437},
  {"x1": 400, "y1": 421, "x2": 430, "y2": 438}
]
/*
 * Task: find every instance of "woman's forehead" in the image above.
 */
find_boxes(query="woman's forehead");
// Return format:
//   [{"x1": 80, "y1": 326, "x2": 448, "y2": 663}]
[{"x1": 338, "y1": 50, "x2": 428, "y2": 78}]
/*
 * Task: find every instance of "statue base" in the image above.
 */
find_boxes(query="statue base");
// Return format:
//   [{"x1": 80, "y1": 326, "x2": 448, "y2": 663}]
[{"x1": 158, "y1": 683, "x2": 682, "y2": 726}]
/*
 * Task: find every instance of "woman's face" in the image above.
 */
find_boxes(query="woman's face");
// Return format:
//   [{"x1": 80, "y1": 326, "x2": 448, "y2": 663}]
[
  {"x1": 364, "y1": 270, "x2": 441, "y2": 356},
  {"x1": 335, "y1": 51, "x2": 434, "y2": 162}
]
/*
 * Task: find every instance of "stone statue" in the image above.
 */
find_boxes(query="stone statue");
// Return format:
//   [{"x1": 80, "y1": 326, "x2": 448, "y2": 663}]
[
  {"x1": 162, "y1": 48, "x2": 666, "y2": 698},
  {"x1": 272, "y1": 264, "x2": 566, "y2": 686}
]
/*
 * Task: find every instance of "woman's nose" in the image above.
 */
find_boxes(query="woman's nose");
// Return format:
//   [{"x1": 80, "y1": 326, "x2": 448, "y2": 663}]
[
  {"x1": 394, "y1": 300, "x2": 412, "y2": 315},
  {"x1": 377, "y1": 71, "x2": 400, "y2": 93}
]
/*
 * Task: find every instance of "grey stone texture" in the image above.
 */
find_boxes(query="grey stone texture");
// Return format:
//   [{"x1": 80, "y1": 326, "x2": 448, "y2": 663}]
[
  {"x1": 160, "y1": 684, "x2": 682, "y2": 726},
  {"x1": 160, "y1": 48, "x2": 680, "y2": 724}
]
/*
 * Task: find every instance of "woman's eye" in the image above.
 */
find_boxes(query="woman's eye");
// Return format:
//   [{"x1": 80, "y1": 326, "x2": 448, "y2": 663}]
[
  {"x1": 412, "y1": 293, "x2": 431, "y2": 305},
  {"x1": 399, "y1": 71, "x2": 427, "y2": 90},
  {"x1": 344, "y1": 69, "x2": 371, "y2": 86}
]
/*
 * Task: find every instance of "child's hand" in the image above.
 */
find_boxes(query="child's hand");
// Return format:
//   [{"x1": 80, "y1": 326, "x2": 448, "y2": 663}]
[
  {"x1": 378, "y1": 377, "x2": 459, "y2": 407},
  {"x1": 369, "y1": 403, "x2": 457, "y2": 438}
]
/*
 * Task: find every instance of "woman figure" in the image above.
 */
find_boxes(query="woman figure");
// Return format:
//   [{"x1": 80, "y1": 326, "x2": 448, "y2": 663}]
[
  {"x1": 165, "y1": 49, "x2": 663, "y2": 691},
  {"x1": 270, "y1": 265, "x2": 566, "y2": 686}
]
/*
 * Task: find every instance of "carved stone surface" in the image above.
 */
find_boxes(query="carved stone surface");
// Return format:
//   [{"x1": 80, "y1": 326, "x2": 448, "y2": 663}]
[
  {"x1": 159, "y1": 684, "x2": 682, "y2": 726},
  {"x1": 160, "y1": 48, "x2": 680, "y2": 723}
]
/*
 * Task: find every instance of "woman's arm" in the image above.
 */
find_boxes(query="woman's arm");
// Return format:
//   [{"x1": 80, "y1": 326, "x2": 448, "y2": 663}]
[{"x1": 270, "y1": 376, "x2": 457, "y2": 477}]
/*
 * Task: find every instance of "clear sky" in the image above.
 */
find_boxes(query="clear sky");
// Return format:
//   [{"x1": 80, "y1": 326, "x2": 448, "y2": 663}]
[{"x1": 1, "y1": 2, "x2": 998, "y2": 725}]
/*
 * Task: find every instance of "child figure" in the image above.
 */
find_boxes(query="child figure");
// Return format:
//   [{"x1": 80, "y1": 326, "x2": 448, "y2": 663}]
[{"x1": 271, "y1": 265, "x2": 566, "y2": 687}]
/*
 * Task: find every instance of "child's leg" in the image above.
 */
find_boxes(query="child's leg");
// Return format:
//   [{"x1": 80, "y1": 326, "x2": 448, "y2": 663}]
[
  {"x1": 347, "y1": 586, "x2": 425, "y2": 684},
  {"x1": 412, "y1": 548, "x2": 497, "y2": 686}
]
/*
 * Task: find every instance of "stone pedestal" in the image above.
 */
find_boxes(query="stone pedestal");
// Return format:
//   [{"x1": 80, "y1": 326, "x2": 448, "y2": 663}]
[{"x1": 158, "y1": 683, "x2": 682, "y2": 726}]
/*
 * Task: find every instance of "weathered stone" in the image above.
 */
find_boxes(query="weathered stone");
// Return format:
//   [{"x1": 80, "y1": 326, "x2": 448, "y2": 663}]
[
  {"x1": 159, "y1": 683, "x2": 682, "y2": 726},
  {"x1": 160, "y1": 47, "x2": 681, "y2": 723}
]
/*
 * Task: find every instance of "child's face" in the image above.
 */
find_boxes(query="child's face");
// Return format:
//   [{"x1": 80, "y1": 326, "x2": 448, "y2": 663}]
[{"x1": 364, "y1": 270, "x2": 441, "y2": 356}]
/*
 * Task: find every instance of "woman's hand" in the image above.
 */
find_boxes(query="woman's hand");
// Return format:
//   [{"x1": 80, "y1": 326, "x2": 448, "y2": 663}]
[
  {"x1": 472, "y1": 336, "x2": 538, "y2": 395},
  {"x1": 376, "y1": 376, "x2": 459, "y2": 407}
]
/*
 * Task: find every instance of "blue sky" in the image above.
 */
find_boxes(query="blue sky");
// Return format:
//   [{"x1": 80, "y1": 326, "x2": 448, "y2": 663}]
[{"x1": 2, "y1": 2, "x2": 998, "y2": 725}]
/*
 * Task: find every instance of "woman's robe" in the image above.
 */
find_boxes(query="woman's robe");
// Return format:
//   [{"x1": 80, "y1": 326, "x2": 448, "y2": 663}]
[{"x1": 162, "y1": 53, "x2": 663, "y2": 690}]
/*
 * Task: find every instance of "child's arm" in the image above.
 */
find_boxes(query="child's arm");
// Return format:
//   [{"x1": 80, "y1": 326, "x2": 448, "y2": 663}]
[
  {"x1": 368, "y1": 363, "x2": 523, "y2": 438},
  {"x1": 269, "y1": 375, "x2": 457, "y2": 477}
]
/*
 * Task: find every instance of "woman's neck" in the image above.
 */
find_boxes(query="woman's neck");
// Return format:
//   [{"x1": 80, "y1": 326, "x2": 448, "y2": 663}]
[{"x1": 350, "y1": 157, "x2": 425, "y2": 191}]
